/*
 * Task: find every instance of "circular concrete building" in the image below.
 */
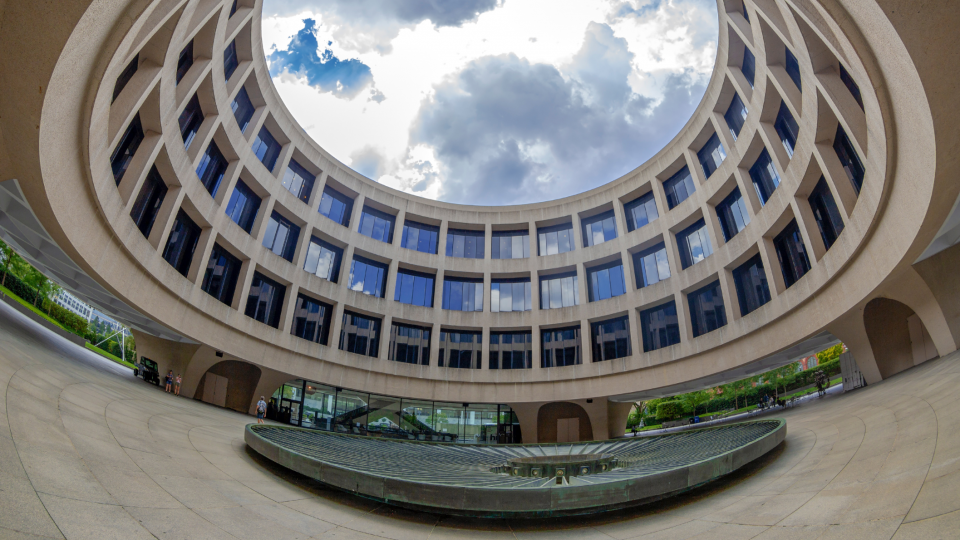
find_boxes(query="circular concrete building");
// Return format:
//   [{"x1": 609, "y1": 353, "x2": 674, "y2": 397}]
[{"x1": 1, "y1": 0, "x2": 959, "y2": 444}]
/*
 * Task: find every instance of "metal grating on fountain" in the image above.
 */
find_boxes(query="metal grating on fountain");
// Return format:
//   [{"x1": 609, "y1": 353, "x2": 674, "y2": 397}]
[{"x1": 246, "y1": 419, "x2": 786, "y2": 517}]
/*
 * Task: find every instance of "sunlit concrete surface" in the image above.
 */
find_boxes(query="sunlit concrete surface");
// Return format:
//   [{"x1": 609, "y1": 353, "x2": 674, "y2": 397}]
[{"x1": 2, "y1": 300, "x2": 959, "y2": 539}]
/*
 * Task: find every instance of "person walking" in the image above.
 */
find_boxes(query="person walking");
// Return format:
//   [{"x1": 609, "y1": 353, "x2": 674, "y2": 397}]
[
  {"x1": 256, "y1": 396, "x2": 267, "y2": 424},
  {"x1": 174, "y1": 374, "x2": 182, "y2": 396},
  {"x1": 164, "y1": 370, "x2": 173, "y2": 393}
]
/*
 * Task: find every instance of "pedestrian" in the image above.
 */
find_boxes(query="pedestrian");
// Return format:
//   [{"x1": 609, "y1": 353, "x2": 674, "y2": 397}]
[
  {"x1": 164, "y1": 370, "x2": 173, "y2": 393},
  {"x1": 174, "y1": 374, "x2": 182, "y2": 396},
  {"x1": 256, "y1": 396, "x2": 267, "y2": 424}
]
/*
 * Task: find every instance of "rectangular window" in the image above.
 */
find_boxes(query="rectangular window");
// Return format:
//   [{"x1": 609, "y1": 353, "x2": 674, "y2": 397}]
[
  {"x1": 291, "y1": 294, "x2": 333, "y2": 345},
  {"x1": 441, "y1": 277, "x2": 483, "y2": 312},
  {"x1": 229, "y1": 0, "x2": 238, "y2": 16},
  {"x1": 231, "y1": 87, "x2": 255, "y2": 133},
  {"x1": 697, "y1": 133, "x2": 727, "y2": 179},
  {"x1": 663, "y1": 166, "x2": 696, "y2": 209},
  {"x1": 839, "y1": 64, "x2": 864, "y2": 110},
  {"x1": 400, "y1": 220, "x2": 439, "y2": 254},
  {"x1": 539, "y1": 271, "x2": 579, "y2": 309},
  {"x1": 393, "y1": 269, "x2": 435, "y2": 308},
  {"x1": 244, "y1": 271, "x2": 285, "y2": 328},
  {"x1": 624, "y1": 192, "x2": 659, "y2": 232},
  {"x1": 110, "y1": 114, "x2": 144, "y2": 184},
  {"x1": 317, "y1": 185, "x2": 354, "y2": 227},
  {"x1": 130, "y1": 166, "x2": 167, "y2": 238},
  {"x1": 785, "y1": 47, "x2": 802, "y2": 91},
  {"x1": 490, "y1": 331, "x2": 532, "y2": 370},
  {"x1": 586, "y1": 260, "x2": 626, "y2": 302},
  {"x1": 774, "y1": 102, "x2": 800, "y2": 158},
  {"x1": 742, "y1": 1, "x2": 750, "y2": 22},
  {"x1": 196, "y1": 140, "x2": 228, "y2": 197},
  {"x1": 281, "y1": 160, "x2": 315, "y2": 204},
  {"x1": 251, "y1": 126, "x2": 282, "y2": 171},
  {"x1": 537, "y1": 222, "x2": 575, "y2": 256},
  {"x1": 358, "y1": 205, "x2": 395, "y2": 243},
  {"x1": 224, "y1": 179, "x2": 261, "y2": 233},
  {"x1": 491, "y1": 278, "x2": 532, "y2": 313},
  {"x1": 591, "y1": 315, "x2": 632, "y2": 362},
  {"x1": 261, "y1": 211, "x2": 300, "y2": 262},
  {"x1": 201, "y1": 243, "x2": 241, "y2": 306},
  {"x1": 338, "y1": 310, "x2": 381, "y2": 357},
  {"x1": 445, "y1": 228, "x2": 485, "y2": 259},
  {"x1": 688, "y1": 280, "x2": 727, "y2": 337},
  {"x1": 749, "y1": 148, "x2": 780, "y2": 205},
  {"x1": 348, "y1": 256, "x2": 388, "y2": 298},
  {"x1": 773, "y1": 220, "x2": 811, "y2": 288},
  {"x1": 161, "y1": 209, "x2": 201, "y2": 277},
  {"x1": 742, "y1": 47, "x2": 756, "y2": 88},
  {"x1": 303, "y1": 236, "x2": 342, "y2": 282},
  {"x1": 492, "y1": 230, "x2": 530, "y2": 259},
  {"x1": 733, "y1": 253, "x2": 771, "y2": 316},
  {"x1": 541, "y1": 326, "x2": 582, "y2": 368},
  {"x1": 716, "y1": 187, "x2": 751, "y2": 241},
  {"x1": 176, "y1": 39, "x2": 193, "y2": 84},
  {"x1": 112, "y1": 54, "x2": 138, "y2": 103},
  {"x1": 633, "y1": 243, "x2": 670, "y2": 288},
  {"x1": 388, "y1": 323, "x2": 431, "y2": 365},
  {"x1": 676, "y1": 219, "x2": 713, "y2": 269},
  {"x1": 581, "y1": 210, "x2": 617, "y2": 247},
  {"x1": 640, "y1": 301, "x2": 680, "y2": 352},
  {"x1": 439, "y1": 330, "x2": 481, "y2": 369},
  {"x1": 834, "y1": 125, "x2": 864, "y2": 195},
  {"x1": 178, "y1": 94, "x2": 204, "y2": 149},
  {"x1": 724, "y1": 93, "x2": 749, "y2": 141},
  {"x1": 223, "y1": 39, "x2": 239, "y2": 81},
  {"x1": 808, "y1": 176, "x2": 845, "y2": 250}
]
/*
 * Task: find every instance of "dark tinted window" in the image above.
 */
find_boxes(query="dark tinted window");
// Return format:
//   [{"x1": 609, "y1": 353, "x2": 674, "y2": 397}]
[
  {"x1": 774, "y1": 102, "x2": 800, "y2": 158},
  {"x1": 442, "y1": 277, "x2": 483, "y2": 312},
  {"x1": 225, "y1": 179, "x2": 260, "y2": 233},
  {"x1": 639, "y1": 301, "x2": 680, "y2": 352},
  {"x1": 179, "y1": 94, "x2": 204, "y2": 149},
  {"x1": 110, "y1": 114, "x2": 144, "y2": 184},
  {"x1": 785, "y1": 47, "x2": 801, "y2": 91},
  {"x1": 724, "y1": 93, "x2": 748, "y2": 140},
  {"x1": 633, "y1": 243, "x2": 670, "y2": 288},
  {"x1": 581, "y1": 210, "x2": 617, "y2": 247},
  {"x1": 400, "y1": 220, "x2": 439, "y2": 254},
  {"x1": 808, "y1": 176, "x2": 845, "y2": 250},
  {"x1": 291, "y1": 294, "x2": 333, "y2": 345},
  {"x1": 281, "y1": 160, "x2": 315, "y2": 204},
  {"x1": 624, "y1": 192, "x2": 659, "y2": 232},
  {"x1": 196, "y1": 140, "x2": 228, "y2": 197},
  {"x1": 742, "y1": 47, "x2": 756, "y2": 88},
  {"x1": 491, "y1": 278, "x2": 531, "y2": 313},
  {"x1": 303, "y1": 236, "x2": 342, "y2": 282},
  {"x1": 445, "y1": 228, "x2": 485, "y2": 259},
  {"x1": 733, "y1": 253, "x2": 771, "y2": 316},
  {"x1": 716, "y1": 187, "x2": 751, "y2": 241},
  {"x1": 689, "y1": 280, "x2": 727, "y2": 337},
  {"x1": 490, "y1": 331, "x2": 532, "y2": 370},
  {"x1": 223, "y1": 39, "x2": 239, "y2": 81},
  {"x1": 358, "y1": 206, "x2": 395, "y2": 243},
  {"x1": 492, "y1": 230, "x2": 530, "y2": 259},
  {"x1": 439, "y1": 330, "x2": 481, "y2": 369},
  {"x1": 393, "y1": 269, "x2": 435, "y2": 307},
  {"x1": 162, "y1": 209, "x2": 201, "y2": 276},
  {"x1": 749, "y1": 148, "x2": 780, "y2": 205},
  {"x1": 130, "y1": 166, "x2": 167, "y2": 238},
  {"x1": 262, "y1": 211, "x2": 300, "y2": 262},
  {"x1": 773, "y1": 220, "x2": 811, "y2": 289},
  {"x1": 339, "y1": 311, "x2": 381, "y2": 357},
  {"x1": 541, "y1": 326, "x2": 581, "y2": 367},
  {"x1": 176, "y1": 40, "x2": 193, "y2": 84},
  {"x1": 697, "y1": 133, "x2": 726, "y2": 179},
  {"x1": 251, "y1": 126, "x2": 282, "y2": 171},
  {"x1": 539, "y1": 271, "x2": 579, "y2": 309},
  {"x1": 537, "y1": 222, "x2": 574, "y2": 255},
  {"x1": 229, "y1": 0, "x2": 238, "y2": 16},
  {"x1": 388, "y1": 323, "x2": 431, "y2": 365},
  {"x1": 201, "y1": 243, "x2": 241, "y2": 305},
  {"x1": 834, "y1": 125, "x2": 864, "y2": 195},
  {"x1": 839, "y1": 64, "x2": 864, "y2": 110},
  {"x1": 587, "y1": 260, "x2": 626, "y2": 302},
  {"x1": 112, "y1": 54, "x2": 138, "y2": 103},
  {"x1": 348, "y1": 256, "x2": 388, "y2": 298},
  {"x1": 742, "y1": 1, "x2": 750, "y2": 22},
  {"x1": 676, "y1": 218, "x2": 713, "y2": 269},
  {"x1": 231, "y1": 87, "x2": 255, "y2": 133},
  {"x1": 591, "y1": 315, "x2": 632, "y2": 361},
  {"x1": 244, "y1": 271, "x2": 285, "y2": 328},
  {"x1": 664, "y1": 166, "x2": 696, "y2": 209},
  {"x1": 318, "y1": 185, "x2": 353, "y2": 227}
]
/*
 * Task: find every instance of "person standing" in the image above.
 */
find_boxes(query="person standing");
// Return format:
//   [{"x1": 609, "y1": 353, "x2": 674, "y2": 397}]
[
  {"x1": 256, "y1": 396, "x2": 267, "y2": 424},
  {"x1": 164, "y1": 370, "x2": 173, "y2": 393},
  {"x1": 174, "y1": 374, "x2": 182, "y2": 396}
]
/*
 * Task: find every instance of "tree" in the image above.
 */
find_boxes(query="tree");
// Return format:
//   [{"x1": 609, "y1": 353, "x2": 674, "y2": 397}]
[
  {"x1": 23, "y1": 267, "x2": 55, "y2": 307},
  {"x1": 682, "y1": 391, "x2": 710, "y2": 417},
  {"x1": 817, "y1": 344, "x2": 843, "y2": 365}
]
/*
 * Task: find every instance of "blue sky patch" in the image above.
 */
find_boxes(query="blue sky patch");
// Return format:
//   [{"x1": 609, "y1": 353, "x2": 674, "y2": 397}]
[{"x1": 268, "y1": 19, "x2": 373, "y2": 99}]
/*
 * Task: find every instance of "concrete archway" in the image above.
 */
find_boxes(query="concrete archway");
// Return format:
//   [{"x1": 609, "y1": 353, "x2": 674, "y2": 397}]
[
  {"x1": 194, "y1": 360, "x2": 262, "y2": 413},
  {"x1": 537, "y1": 402, "x2": 593, "y2": 443},
  {"x1": 864, "y1": 298, "x2": 938, "y2": 380}
]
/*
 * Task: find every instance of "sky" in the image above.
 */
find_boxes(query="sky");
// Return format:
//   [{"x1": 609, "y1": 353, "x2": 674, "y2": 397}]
[{"x1": 261, "y1": 0, "x2": 719, "y2": 205}]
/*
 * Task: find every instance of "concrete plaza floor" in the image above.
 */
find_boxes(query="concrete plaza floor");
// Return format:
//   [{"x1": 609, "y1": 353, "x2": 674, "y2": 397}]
[{"x1": 1, "y1": 300, "x2": 958, "y2": 539}]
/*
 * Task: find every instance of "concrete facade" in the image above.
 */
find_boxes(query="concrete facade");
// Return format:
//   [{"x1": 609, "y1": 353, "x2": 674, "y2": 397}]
[{"x1": 0, "y1": 0, "x2": 959, "y2": 441}]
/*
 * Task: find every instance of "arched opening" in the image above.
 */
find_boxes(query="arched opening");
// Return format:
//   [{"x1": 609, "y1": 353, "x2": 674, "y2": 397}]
[
  {"x1": 863, "y1": 298, "x2": 938, "y2": 380},
  {"x1": 194, "y1": 360, "x2": 262, "y2": 413},
  {"x1": 537, "y1": 402, "x2": 593, "y2": 443}
]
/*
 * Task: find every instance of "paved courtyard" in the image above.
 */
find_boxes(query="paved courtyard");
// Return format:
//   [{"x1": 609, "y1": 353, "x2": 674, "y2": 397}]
[{"x1": 1, "y1": 300, "x2": 958, "y2": 540}]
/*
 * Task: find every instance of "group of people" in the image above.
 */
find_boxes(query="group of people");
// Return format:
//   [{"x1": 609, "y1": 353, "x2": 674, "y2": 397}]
[
  {"x1": 759, "y1": 394, "x2": 786, "y2": 409},
  {"x1": 163, "y1": 370, "x2": 181, "y2": 395}
]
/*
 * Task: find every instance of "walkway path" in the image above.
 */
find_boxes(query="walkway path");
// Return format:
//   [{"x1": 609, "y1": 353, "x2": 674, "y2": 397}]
[{"x1": 1, "y1": 299, "x2": 957, "y2": 539}]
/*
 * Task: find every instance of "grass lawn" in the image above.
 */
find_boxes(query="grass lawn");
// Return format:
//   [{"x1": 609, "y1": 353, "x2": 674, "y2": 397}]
[
  {"x1": 84, "y1": 342, "x2": 135, "y2": 370},
  {"x1": 1, "y1": 284, "x2": 70, "y2": 332}
]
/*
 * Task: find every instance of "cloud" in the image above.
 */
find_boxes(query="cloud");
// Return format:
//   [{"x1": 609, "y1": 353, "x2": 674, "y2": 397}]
[
  {"x1": 409, "y1": 22, "x2": 708, "y2": 205},
  {"x1": 267, "y1": 19, "x2": 374, "y2": 99},
  {"x1": 350, "y1": 146, "x2": 387, "y2": 178}
]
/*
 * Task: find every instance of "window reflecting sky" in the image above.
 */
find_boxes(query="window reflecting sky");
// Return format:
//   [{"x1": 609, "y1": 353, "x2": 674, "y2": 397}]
[{"x1": 262, "y1": 0, "x2": 718, "y2": 205}]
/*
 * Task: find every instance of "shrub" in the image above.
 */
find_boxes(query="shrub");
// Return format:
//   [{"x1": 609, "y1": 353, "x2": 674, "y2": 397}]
[
  {"x1": 655, "y1": 401, "x2": 685, "y2": 422},
  {"x1": 43, "y1": 301, "x2": 88, "y2": 335}
]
